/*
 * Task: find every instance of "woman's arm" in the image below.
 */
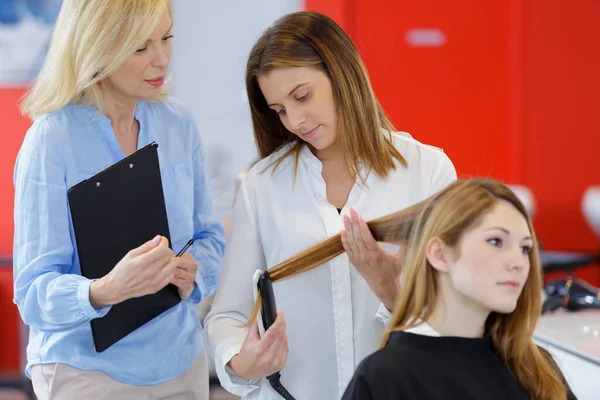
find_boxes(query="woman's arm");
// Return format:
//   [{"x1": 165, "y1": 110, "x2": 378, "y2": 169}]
[
  {"x1": 204, "y1": 179, "x2": 268, "y2": 397},
  {"x1": 13, "y1": 120, "x2": 111, "y2": 332}
]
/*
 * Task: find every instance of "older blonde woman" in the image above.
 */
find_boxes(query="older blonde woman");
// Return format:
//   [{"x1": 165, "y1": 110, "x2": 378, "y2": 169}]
[{"x1": 14, "y1": 1, "x2": 224, "y2": 398}]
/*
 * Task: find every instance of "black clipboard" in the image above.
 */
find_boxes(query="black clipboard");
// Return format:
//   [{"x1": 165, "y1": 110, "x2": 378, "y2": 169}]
[{"x1": 68, "y1": 142, "x2": 181, "y2": 352}]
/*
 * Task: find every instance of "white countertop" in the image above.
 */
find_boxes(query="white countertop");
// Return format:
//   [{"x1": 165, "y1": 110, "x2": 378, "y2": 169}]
[{"x1": 534, "y1": 309, "x2": 600, "y2": 399}]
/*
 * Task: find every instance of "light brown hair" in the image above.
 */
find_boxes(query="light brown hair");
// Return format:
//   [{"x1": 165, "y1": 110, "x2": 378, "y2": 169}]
[{"x1": 245, "y1": 11, "x2": 406, "y2": 182}]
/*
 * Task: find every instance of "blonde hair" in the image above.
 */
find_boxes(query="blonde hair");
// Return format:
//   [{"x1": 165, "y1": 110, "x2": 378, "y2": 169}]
[
  {"x1": 249, "y1": 178, "x2": 568, "y2": 400},
  {"x1": 246, "y1": 11, "x2": 406, "y2": 183},
  {"x1": 21, "y1": 0, "x2": 173, "y2": 120}
]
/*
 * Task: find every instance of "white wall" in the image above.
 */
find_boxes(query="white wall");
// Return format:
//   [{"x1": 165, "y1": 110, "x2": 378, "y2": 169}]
[{"x1": 171, "y1": 0, "x2": 302, "y2": 220}]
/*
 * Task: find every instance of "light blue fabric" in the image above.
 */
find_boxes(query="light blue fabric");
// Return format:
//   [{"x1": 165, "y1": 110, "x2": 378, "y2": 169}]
[{"x1": 13, "y1": 97, "x2": 224, "y2": 385}]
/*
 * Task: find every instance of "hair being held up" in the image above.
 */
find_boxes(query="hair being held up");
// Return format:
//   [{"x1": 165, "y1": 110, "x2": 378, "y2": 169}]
[
  {"x1": 246, "y1": 195, "x2": 429, "y2": 325},
  {"x1": 250, "y1": 178, "x2": 569, "y2": 400}
]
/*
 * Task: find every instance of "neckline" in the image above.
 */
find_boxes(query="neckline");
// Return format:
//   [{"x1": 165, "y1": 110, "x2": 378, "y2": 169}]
[
  {"x1": 81, "y1": 100, "x2": 145, "y2": 125},
  {"x1": 388, "y1": 330, "x2": 494, "y2": 354}
]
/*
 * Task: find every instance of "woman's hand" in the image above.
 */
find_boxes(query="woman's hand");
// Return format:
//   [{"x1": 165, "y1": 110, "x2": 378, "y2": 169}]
[
  {"x1": 341, "y1": 208, "x2": 405, "y2": 311},
  {"x1": 90, "y1": 235, "x2": 177, "y2": 308},
  {"x1": 171, "y1": 252, "x2": 198, "y2": 300},
  {"x1": 228, "y1": 312, "x2": 289, "y2": 381}
]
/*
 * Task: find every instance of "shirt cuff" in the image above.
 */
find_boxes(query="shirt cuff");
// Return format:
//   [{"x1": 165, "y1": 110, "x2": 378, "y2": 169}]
[
  {"x1": 214, "y1": 339, "x2": 260, "y2": 396},
  {"x1": 375, "y1": 303, "x2": 392, "y2": 326},
  {"x1": 77, "y1": 279, "x2": 111, "y2": 320}
]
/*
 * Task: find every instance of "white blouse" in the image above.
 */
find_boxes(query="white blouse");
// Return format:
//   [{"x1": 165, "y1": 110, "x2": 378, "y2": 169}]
[{"x1": 204, "y1": 132, "x2": 457, "y2": 399}]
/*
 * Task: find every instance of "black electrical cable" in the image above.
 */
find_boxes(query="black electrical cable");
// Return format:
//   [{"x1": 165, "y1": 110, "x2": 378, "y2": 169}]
[{"x1": 267, "y1": 372, "x2": 296, "y2": 400}]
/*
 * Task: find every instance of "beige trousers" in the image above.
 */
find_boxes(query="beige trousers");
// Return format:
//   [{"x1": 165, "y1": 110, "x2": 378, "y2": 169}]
[{"x1": 30, "y1": 351, "x2": 209, "y2": 400}]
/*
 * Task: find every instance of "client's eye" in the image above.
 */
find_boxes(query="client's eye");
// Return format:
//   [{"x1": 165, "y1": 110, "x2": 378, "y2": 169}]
[{"x1": 487, "y1": 238, "x2": 502, "y2": 247}]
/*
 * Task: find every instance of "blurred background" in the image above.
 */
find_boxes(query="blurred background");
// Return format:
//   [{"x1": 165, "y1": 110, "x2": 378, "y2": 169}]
[{"x1": 0, "y1": 0, "x2": 599, "y2": 399}]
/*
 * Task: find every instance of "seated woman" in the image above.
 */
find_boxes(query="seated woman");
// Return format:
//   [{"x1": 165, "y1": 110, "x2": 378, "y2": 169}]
[{"x1": 248, "y1": 178, "x2": 576, "y2": 400}]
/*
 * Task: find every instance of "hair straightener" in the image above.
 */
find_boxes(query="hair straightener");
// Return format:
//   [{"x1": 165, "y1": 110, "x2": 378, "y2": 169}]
[{"x1": 253, "y1": 270, "x2": 296, "y2": 400}]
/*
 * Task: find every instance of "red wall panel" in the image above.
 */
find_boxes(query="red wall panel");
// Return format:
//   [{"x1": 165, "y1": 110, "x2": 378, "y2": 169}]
[
  {"x1": 0, "y1": 267, "x2": 20, "y2": 373},
  {"x1": 521, "y1": 0, "x2": 600, "y2": 253},
  {"x1": 0, "y1": 88, "x2": 30, "y2": 255},
  {"x1": 351, "y1": 1, "x2": 512, "y2": 182},
  {"x1": 308, "y1": 0, "x2": 512, "y2": 181},
  {"x1": 0, "y1": 89, "x2": 29, "y2": 372},
  {"x1": 305, "y1": 0, "x2": 352, "y2": 34}
]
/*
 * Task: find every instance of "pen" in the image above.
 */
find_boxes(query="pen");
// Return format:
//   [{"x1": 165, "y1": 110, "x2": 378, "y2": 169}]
[{"x1": 175, "y1": 238, "x2": 194, "y2": 257}]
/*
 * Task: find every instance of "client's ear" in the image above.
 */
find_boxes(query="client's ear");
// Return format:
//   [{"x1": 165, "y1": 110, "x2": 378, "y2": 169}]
[{"x1": 425, "y1": 237, "x2": 452, "y2": 273}]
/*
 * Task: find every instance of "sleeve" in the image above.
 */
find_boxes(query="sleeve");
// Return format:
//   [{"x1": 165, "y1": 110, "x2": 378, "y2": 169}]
[
  {"x1": 12, "y1": 120, "x2": 111, "y2": 332},
  {"x1": 203, "y1": 179, "x2": 265, "y2": 396},
  {"x1": 185, "y1": 114, "x2": 225, "y2": 302},
  {"x1": 429, "y1": 151, "x2": 457, "y2": 195}
]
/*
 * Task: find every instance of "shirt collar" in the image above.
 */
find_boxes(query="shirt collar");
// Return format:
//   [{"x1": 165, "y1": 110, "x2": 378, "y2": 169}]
[{"x1": 79, "y1": 100, "x2": 145, "y2": 125}]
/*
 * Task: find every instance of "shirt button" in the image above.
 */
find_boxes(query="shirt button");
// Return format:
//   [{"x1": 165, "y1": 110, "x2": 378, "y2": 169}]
[{"x1": 12, "y1": 298, "x2": 17, "y2": 304}]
